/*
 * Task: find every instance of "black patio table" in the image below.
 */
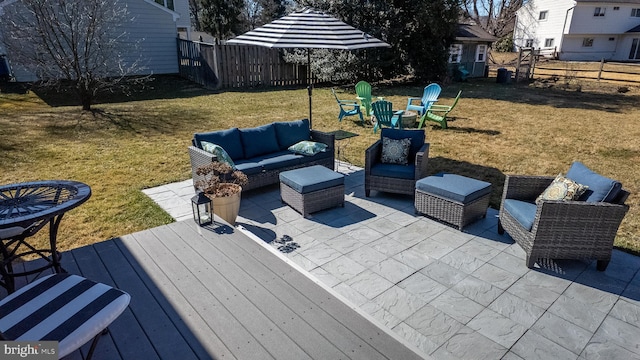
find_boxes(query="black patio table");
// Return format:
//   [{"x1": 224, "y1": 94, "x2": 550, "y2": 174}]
[{"x1": 0, "y1": 180, "x2": 91, "y2": 293}]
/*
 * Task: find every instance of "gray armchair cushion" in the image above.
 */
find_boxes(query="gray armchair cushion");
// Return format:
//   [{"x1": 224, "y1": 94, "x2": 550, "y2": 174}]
[
  {"x1": 240, "y1": 124, "x2": 280, "y2": 158},
  {"x1": 566, "y1": 161, "x2": 621, "y2": 203},
  {"x1": 503, "y1": 199, "x2": 537, "y2": 231},
  {"x1": 194, "y1": 127, "x2": 244, "y2": 160},
  {"x1": 370, "y1": 163, "x2": 415, "y2": 180},
  {"x1": 274, "y1": 119, "x2": 311, "y2": 149}
]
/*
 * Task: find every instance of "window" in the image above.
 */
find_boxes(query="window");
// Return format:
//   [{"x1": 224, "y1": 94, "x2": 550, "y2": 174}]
[
  {"x1": 609, "y1": 37, "x2": 615, "y2": 41},
  {"x1": 475, "y1": 45, "x2": 487, "y2": 62},
  {"x1": 154, "y1": 0, "x2": 174, "y2": 10},
  {"x1": 582, "y1": 38, "x2": 594, "y2": 47},
  {"x1": 539, "y1": 10, "x2": 548, "y2": 20},
  {"x1": 594, "y1": 7, "x2": 605, "y2": 16},
  {"x1": 632, "y1": 8, "x2": 640, "y2": 17},
  {"x1": 614, "y1": 6, "x2": 619, "y2": 10},
  {"x1": 544, "y1": 38, "x2": 554, "y2": 47},
  {"x1": 448, "y1": 44, "x2": 462, "y2": 63},
  {"x1": 629, "y1": 38, "x2": 640, "y2": 59},
  {"x1": 525, "y1": 39, "x2": 534, "y2": 47}
]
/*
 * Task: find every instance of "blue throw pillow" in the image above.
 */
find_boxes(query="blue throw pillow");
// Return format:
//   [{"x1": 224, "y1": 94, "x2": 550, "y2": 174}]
[
  {"x1": 565, "y1": 161, "x2": 622, "y2": 202},
  {"x1": 288, "y1": 140, "x2": 327, "y2": 156},
  {"x1": 240, "y1": 124, "x2": 280, "y2": 159},
  {"x1": 274, "y1": 119, "x2": 310, "y2": 149},
  {"x1": 380, "y1": 128, "x2": 425, "y2": 160},
  {"x1": 201, "y1": 141, "x2": 236, "y2": 169},
  {"x1": 194, "y1": 128, "x2": 244, "y2": 160}
]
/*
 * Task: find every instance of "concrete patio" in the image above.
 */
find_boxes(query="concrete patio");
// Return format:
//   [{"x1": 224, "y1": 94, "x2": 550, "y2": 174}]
[{"x1": 143, "y1": 162, "x2": 640, "y2": 360}]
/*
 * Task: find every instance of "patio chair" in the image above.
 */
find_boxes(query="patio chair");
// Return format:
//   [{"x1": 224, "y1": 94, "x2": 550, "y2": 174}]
[
  {"x1": 365, "y1": 128, "x2": 429, "y2": 197},
  {"x1": 371, "y1": 100, "x2": 403, "y2": 133},
  {"x1": 0, "y1": 273, "x2": 131, "y2": 360},
  {"x1": 331, "y1": 88, "x2": 364, "y2": 125},
  {"x1": 355, "y1": 81, "x2": 381, "y2": 118},
  {"x1": 418, "y1": 90, "x2": 462, "y2": 129},
  {"x1": 497, "y1": 162, "x2": 630, "y2": 271},
  {"x1": 406, "y1": 83, "x2": 441, "y2": 115}
]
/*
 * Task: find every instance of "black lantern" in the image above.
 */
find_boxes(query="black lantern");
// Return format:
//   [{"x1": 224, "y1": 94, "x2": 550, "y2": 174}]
[{"x1": 191, "y1": 192, "x2": 213, "y2": 226}]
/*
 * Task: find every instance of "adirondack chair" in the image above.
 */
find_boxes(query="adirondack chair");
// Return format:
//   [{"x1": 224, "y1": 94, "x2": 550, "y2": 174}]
[
  {"x1": 418, "y1": 90, "x2": 462, "y2": 129},
  {"x1": 372, "y1": 100, "x2": 403, "y2": 133},
  {"x1": 331, "y1": 88, "x2": 364, "y2": 125},
  {"x1": 355, "y1": 81, "x2": 381, "y2": 118},
  {"x1": 406, "y1": 83, "x2": 441, "y2": 115}
]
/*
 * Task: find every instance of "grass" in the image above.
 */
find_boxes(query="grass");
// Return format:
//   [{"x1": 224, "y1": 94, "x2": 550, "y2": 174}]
[{"x1": 1, "y1": 75, "x2": 639, "y2": 255}]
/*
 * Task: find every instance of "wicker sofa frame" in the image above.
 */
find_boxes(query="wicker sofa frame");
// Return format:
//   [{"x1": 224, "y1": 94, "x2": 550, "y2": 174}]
[
  {"x1": 364, "y1": 141, "x2": 429, "y2": 197},
  {"x1": 189, "y1": 130, "x2": 335, "y2": 192},
  {"x1": 497, "y1": 175, "x2": 630, "y2": 271}
]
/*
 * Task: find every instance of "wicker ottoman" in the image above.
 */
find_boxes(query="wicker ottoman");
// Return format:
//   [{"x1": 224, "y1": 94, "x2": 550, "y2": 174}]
[
  {"x1": 279, "y1": 165, "x2": 345, "y2": 217},
  {"x1": 415, "y1": 173, "x2": 491, "y2": 230}
]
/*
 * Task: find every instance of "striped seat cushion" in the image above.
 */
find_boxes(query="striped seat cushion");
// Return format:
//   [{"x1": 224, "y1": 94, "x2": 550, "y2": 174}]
[{"x1": 0, "y1": 273, "x2": 130, "y2": 358}]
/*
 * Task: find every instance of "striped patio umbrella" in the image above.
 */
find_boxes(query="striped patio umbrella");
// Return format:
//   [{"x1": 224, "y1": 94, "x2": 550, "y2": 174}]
[{"x1": 227, "y1": 7, "x2": 391, "y2": 127}]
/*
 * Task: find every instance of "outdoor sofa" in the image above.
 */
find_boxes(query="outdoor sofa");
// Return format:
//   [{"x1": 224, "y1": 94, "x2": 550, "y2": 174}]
[{"x1": 189, "y1": 119, "x2": 335, "y2": 192}]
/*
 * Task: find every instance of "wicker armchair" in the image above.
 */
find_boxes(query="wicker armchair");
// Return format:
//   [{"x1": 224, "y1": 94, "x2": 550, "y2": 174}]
[
  {"x1": 365, "y1": 128, "x2": 429, "y2": 197},
  {"x1": 497, "y1": 175, "x2": 630, "y2": 271}
]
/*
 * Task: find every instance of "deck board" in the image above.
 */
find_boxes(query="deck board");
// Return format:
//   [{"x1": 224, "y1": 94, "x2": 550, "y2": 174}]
[{"x1": 10, "y1": 220, "x2": 426, "y2": 360}]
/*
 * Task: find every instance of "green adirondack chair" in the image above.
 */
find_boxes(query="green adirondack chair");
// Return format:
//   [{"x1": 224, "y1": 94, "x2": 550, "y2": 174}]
[
  {"x1": 418, "y1": 90, "x2": 462, "y2": 129},
  {"x1": 355, "y1": 81, "x2": 379, "y2": 118}
]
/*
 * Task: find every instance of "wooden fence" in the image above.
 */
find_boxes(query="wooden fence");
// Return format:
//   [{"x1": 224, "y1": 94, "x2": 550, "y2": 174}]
[
  {"x1": 532, "y1": 59, "x2": 640, "y2": 84},
  {"x1": 177, "y1": 39, "x2": 310, "y2": 89}
]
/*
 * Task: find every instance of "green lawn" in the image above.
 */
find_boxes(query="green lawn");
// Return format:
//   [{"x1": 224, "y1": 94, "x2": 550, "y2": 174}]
[{"x1": 1, "y1": 76, "x2": 638, "y2": 255}]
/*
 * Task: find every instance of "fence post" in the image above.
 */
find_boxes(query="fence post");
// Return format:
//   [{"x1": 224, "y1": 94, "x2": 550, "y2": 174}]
[{"x1": 598, "y1": 58, "x2": 604, "y2": 81}]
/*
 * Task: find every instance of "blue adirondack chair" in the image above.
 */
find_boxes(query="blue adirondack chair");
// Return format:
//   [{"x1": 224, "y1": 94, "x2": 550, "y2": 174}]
[
  {"x1": 406, "y1": 83, "x2": 441, "y2": 115},
  {"x1": 331, "y1": 88, "x2": 364, "y2": 124},
  {"x1": 372, "y1": 100, "x2": 403, "y2": 133}
]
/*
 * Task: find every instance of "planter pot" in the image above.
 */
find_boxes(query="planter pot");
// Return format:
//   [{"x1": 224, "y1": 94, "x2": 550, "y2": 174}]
[{"x1": 208, "y1": 184, "x2": 242, "y2": 225}]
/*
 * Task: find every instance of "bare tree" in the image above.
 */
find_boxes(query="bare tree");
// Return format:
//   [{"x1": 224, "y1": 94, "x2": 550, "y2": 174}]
[
  {"x1": 0, "y1": 0, "x2": 146, "y2": 111},
  {"x1": 462, "y1": 0, "x2": 523, "y2": 39}
]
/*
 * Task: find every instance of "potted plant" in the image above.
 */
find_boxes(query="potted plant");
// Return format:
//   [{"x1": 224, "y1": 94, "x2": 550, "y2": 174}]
[{"x1": 195, "y1": 162, "x2": 248, "y2": 225}]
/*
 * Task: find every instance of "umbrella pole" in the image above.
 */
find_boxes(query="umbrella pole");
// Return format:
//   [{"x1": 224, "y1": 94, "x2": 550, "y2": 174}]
[{"x1": 307, "y1": 50, "x2": 313, "y2": 128}]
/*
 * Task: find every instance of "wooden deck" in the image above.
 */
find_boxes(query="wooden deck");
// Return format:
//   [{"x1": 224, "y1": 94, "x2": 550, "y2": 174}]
[{"x1": 19, "y1": 219, "x2": 426, "y2": 360}]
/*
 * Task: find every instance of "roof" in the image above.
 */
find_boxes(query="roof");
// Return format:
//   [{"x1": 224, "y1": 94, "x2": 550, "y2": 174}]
[
  {"x1": 455, "y1": 23, "x2": 498, "y2": 43},
  {"x1": 628, "y1": 24, "x2": 640, "y2": 32}
]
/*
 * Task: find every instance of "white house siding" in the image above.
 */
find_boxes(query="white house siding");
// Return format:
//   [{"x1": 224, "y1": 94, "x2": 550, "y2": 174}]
[
  {"x1": 173, "y1": 0, "x2": 191, "y2": 34},
  {"x1": 568, "y1": 4, "x2": 640, "y2": 34},
  {"x1": 514, "y1": 0, "x2": 575, "y2": 50}
]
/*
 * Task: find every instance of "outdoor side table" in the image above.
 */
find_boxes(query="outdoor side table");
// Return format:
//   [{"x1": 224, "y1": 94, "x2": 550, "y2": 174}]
[
  {"x1": 415, "y1": 173, "x2": 491, "y2": 230},
  {"x1": 279, "y1": 165, "x2": 345, "y2": 218},
  {"x1": 0, "y1": 180, "x2": 91, "y2": 293}
]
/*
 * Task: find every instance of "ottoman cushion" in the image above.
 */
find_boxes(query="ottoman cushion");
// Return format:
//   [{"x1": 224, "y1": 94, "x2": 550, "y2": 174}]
[
  {"x1": 416, "y1": 173, "x2": 491, "y2": 203},
  {"x1": 280, "y1": 165, "x2": 344, "y2": 194}
]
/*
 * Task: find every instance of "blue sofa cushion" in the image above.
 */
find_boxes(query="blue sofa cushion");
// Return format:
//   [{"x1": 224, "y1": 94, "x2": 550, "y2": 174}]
[
  {"x1": 280, "y1": 165, "x2": 344, "y2": 194},
  {"x1": 255, "y1": 151, "x2": 303, "y2": 171},
  {"x1": 565, "y1": 161, "x2": 622, "y2": 203},
  {"x1": 370, "y1": 163, "x2": 415, "y2": 180},
  {"x1": 380, "y1": 128, "x2": 425, "y2": 161},
  {"x1": 240, "y1": 124, "x2": 280, "y2": 159},
  {"x1": 416, "y1": 173, "x2": 491, "y2": 204},
  {"x1": 233, "y1": 159, "x2": 263, "y2": 175},
  {"x1": 503, "y1": 199, "x2": 537, "y2": 231},
  {"x1": 194, "y1": 128, "x2": 244, "y2": 160},
  {"x1": 274, "y1": 119, "x2": 311, "y2": 149}
]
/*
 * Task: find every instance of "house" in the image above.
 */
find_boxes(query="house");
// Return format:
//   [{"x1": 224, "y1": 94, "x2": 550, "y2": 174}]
[
  {"x1": 0, "y1": 0, "x2": 191, "y2": 82},
  {"x1": 513, "y1": 0, "x2": 640, "y2": 61},
  {"x1": 448, "y1": 20, "x2": 498, "y2": 78}
]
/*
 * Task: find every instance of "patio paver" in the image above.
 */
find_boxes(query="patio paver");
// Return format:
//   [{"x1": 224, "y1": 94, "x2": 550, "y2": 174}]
[{"x1": 143, "y1": 162, "x2": 640, "y2": 360}]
